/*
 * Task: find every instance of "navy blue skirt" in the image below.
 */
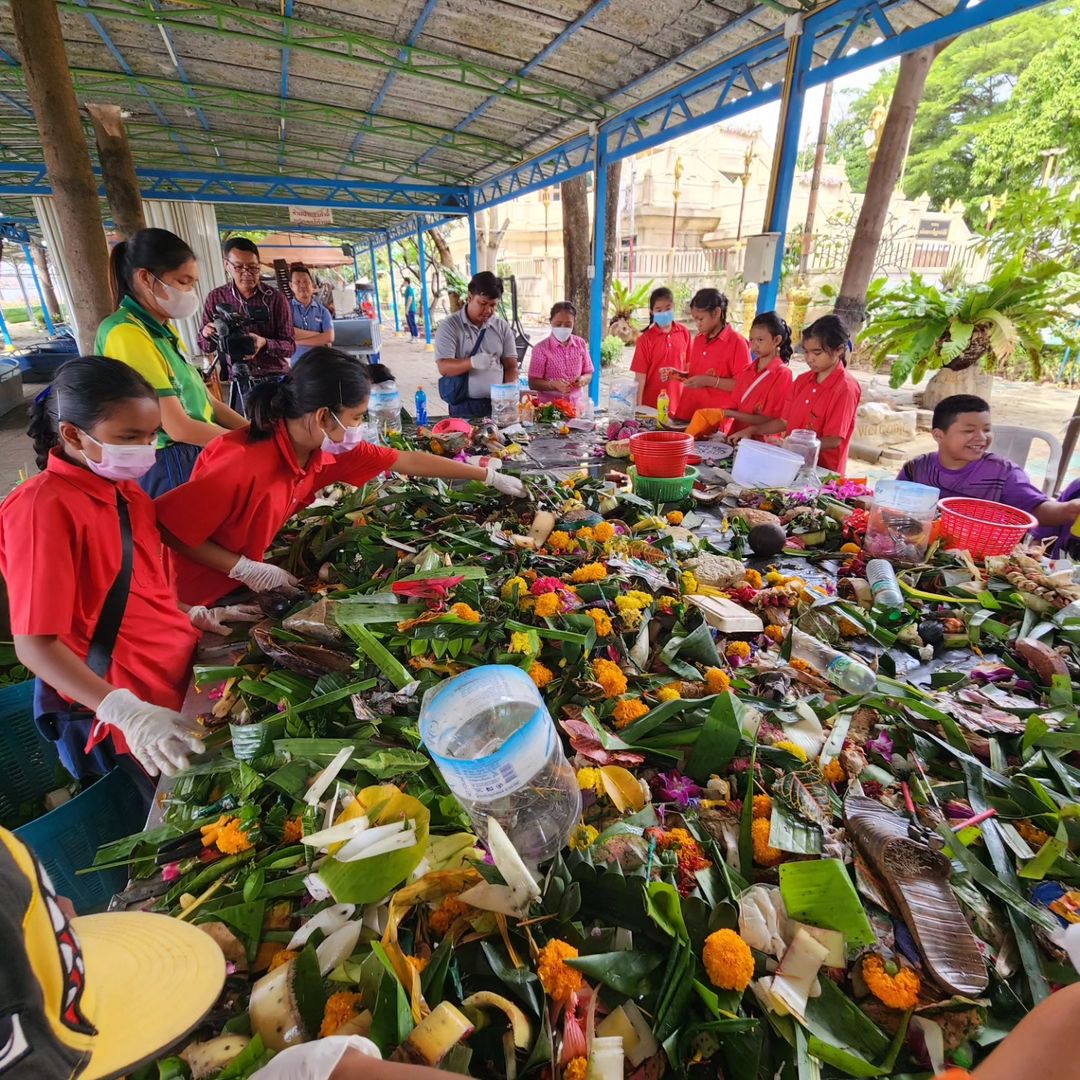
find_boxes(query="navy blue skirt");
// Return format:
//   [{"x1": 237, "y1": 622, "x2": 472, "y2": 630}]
[{"x1": 138, "y1": 441, "x2": 201, "y2": 498}]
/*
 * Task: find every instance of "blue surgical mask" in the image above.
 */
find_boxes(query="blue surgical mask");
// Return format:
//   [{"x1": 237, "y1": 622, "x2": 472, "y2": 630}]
[{"x1": 653, "y1": 310, "x2": 675, "y2": 328}]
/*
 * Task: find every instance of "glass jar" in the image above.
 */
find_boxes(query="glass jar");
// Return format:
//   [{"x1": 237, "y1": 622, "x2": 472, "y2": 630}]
[{"x1": 781, "y1": 428, "x2": 821, "y2": 470}]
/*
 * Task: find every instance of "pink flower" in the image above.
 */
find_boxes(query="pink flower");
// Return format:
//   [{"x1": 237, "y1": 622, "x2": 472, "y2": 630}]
[
  {"x1": 531, "y1": 576, "x2": 566, "y2": 596},
  {"x1": 161, "y1": 862, "x2": 181, "y2": 883},
  {"x1": 866, "y1": 730, "x2": 894, "y2": 758},
  {"x1": 560, "y1": 992, "x2": 588, "y2": 1064}
]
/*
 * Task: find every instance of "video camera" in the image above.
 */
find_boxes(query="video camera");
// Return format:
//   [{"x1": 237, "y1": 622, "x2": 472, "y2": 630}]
[{"x1": 210, "y1": 306, "x2": 257, "y2": 380}]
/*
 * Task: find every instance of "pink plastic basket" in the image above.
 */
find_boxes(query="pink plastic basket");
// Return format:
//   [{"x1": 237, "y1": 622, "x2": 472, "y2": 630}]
[{"x1": 936, "y1": 497, "x2": 1038, "y2": 558}]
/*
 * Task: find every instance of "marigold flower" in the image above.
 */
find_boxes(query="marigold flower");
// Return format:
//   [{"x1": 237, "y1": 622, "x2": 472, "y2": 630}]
[
  {"x1": 320, "y1": 991, "x2": 362, "y2": 1037},
  {"x1": 576, "y1": 526, "x2": 595, "y2": 543},
  {"x1": 838, "y1": 617, "x2": 864, "y2": 638},
  {"x1": 788, "y1": 657, "x2": 814, "y2": 674},
  {"x1": 568, "y1": 823, "x2": 599, "y2": 851},
  {"x1": 771, "y1": 739, "x2": 808, "y2": 762},
  {"x1": 501, "y1": 576, "x2": 528, "y2": 601},
  {"x1": 571, "y1": 562, "x2": 607, "y2": 584},
  {"x1": 201, "y1": 815, "x2": 253, "y2": 854},
  {"x1": 548, "y1": 530, "x2": 576, "y2": 553},
  {"x1": 269, "y1": 948, "x2": 297, "y2": 971},
  {"x1": 751, "y1": 817, "x2": 784, "y2": 867},
  {"x1": 657, "y1": 595, "x2": 676, "y2": 613},
  {"x1": 862, "y1": 955, "x2": 921, "y2": 1009},
  {"x1": 704, "y1": 667, "x2": 731, "y2": 694},
  {"x1": 620, "y1": 608, "x2": 643, "y2": 631},
  {"x1": 537, "y1": 939, "x2": 583, "y2": 1004},
  {"x1": 821, "y1": 758, "x2": 845, "y2": 784},
  {"x1": 429, "y1": 895, "x2": 472, "y2": 936},
  {"x1": 576, "y1": 767, "x2": 605, "y2": 795},
  {"x1": 534, "y1": 592, "x2": 563, "y2": 618},
  {"x1": 593, "y1": 521, "x2": 615, "y2": 542},
  {"x1": 509, "y1": 631, "x2": 533, "y2": 654},
  {"x1": 592, "y1": 658, "x2": 628, "y2": 697},
  {"x1": 449, "y1": 602, "x2": 481, "y2": 623},
  {"x1": 612, "y1": 697, "x2": 649, "y2": 728},
  {"x1": 840, "y1": 542, "x2": 862, "y2": 555},
  {"x1": 615, "y1": 590, "x2": 653, "y2": 613},
  {"x1": 666, "y1": 510, "x2": 684, "y2": 525},
  {"x1": 282, "y1": 816, "x2": 304, "y2": 844},
  {"x1": 565, "y1": 1057, "x2": 588, "y2": 1080},
  {"x1": 656, "y1": 686, "x2": 681, "y2": 703},
  {"x1": 584, "y1": 608, "x2": 613, "y2": 636},
  {"x1": 529, "y1": 660, "x2": 555, "y2": 689},
  {"x1": 743, "y1": 568, "x2": 763, "y2": 589},
  {"x1": 725, "y1": 641, "x2": 751, "y2": 661},
  {"x1": 752, "y1": 794, "x2": 772, "y2": 819},
  {"x1": 763, "y1": 625, "x2": 786, "y2": 643},
  {"x1": 680, "y1": 570, "x2": 699, "y2": 595},
  {"x1": 702, "y1": 929, "x2": 755, "y2": 991}
]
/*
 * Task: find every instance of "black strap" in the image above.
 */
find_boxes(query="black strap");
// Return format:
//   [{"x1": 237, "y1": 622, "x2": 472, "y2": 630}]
[
  {"x1": 86, "y1": 492, "x2": 134, "y2": 677},
  {"x1": 468, "y1": 327, "x2": 488, "y2": 358}
]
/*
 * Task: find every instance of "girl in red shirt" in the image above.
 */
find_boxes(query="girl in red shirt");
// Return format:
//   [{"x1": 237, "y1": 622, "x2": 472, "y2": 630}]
[
  {"x1": 663, "y1": 288, "x2": 752, "y2": 421},
  {"x1": 630, "y1": 287, "x2": 692, "y2": 407},
  {"x1": 783, "y1": 314, "x2": 862, "y2": 474},
  {"x1": 156, "y1": 348, "x2": 528, "y2": 607}
]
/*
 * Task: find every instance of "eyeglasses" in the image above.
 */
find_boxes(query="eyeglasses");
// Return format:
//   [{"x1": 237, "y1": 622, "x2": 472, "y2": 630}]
[{"x1": 226, "y1": 260, "x2": 260, "y2": 276}]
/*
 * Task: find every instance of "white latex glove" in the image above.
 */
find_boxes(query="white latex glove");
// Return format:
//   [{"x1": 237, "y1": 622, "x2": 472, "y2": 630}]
[
  {"x1": 485, "y1": 464, "x2": 526, "y2": 498},
  {"x1": 470, "y1": 350, "x2": 498, "y2": 371},
  {"x1": 250, "y1": 1035, "x2": 381, "y2": 1080},
  {"x1": 228, "y1": 555, "x2": 300, "y2": 593},
  {"x1": 94, "y1": 688, "x2": 204, "y2": 777},
  {"x1": 188, "y1": 603, "x2": 263, "y2": 635}
]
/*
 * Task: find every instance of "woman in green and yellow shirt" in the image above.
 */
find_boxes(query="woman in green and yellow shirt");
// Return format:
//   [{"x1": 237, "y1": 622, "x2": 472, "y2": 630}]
[{"x1": 96, "y1": 228, "x2": 247, "y2": 496}]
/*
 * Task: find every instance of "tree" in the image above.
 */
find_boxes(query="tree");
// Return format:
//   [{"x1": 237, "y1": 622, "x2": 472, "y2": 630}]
[{"x1": 475, "y1": 209, "x2": 509, "y2": 274}]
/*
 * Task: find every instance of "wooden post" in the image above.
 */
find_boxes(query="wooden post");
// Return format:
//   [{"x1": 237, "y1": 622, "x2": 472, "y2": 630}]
[
  {"x1": 29, "y1": 240, "x2": 62, "y2": 324},
  {"x1": 10, "y1": 0, "x2": 113, "y2": 352},
  {"x1": 86, "y1": 103, "x2": 145, "y2": 239}
]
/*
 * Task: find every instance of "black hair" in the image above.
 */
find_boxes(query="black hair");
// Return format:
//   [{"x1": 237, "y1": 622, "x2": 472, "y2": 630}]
[
  {"x1": 366, "y1": 363, "x2": 395, "y2": 385},
  {"x1": 750, "y1": 311, "x2": 793, "y2": 363},
  {"x1": 289, "y1": 262, "x2": 313, "y2": 280},
  {"x1": 246, "y1": 347, "x2": 372, "y2": 442},
  {"x1": 224, "y1": 236, "x2": 259, "y2": 258},
  {"x1": 689, "y1": 288, "x2": 729, "y2": 326},
  {"x1": 550, "y1": 301, "x2": 577, "y2": 320},
  {"x1": 468, "y1": 271, "x2": 503, "y2": 300},
  {"x1": 932, "y1": 394, "x2": 991, "y2": 432},
  {"x1": 802, "y1": 314, "x2": 850, "y2": 357},
  {"x1": 647, "y1": 286, "x2": 674, "y2": 326},
  {"x1": 27, "y1": 355, "x2": 156, "y2": 471},
  {"x1": 108, "y1": 227, "x2": 195, "y2": 308}
]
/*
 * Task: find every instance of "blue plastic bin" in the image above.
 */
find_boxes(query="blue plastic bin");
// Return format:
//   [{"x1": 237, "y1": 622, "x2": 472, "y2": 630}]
[{"x1": 0, "y1": 680, "x2": 62, "y2": 828}]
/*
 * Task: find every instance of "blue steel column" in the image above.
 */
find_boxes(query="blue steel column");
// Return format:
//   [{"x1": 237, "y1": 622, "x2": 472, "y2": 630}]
[
  {"x1": 587, "y1": 148, "x2": 608, "y2": 405},
  {"x1": 757, "y1": 27, "x2": 814, "y2": 313},
  {"x1": 468, "y1": 208, "x2": 479, "y2": 278},
  {"x1": 0, "y1": 307, "x2": 10, "y2": 347},
  {"x1": 351, "y1": 246, "x2": 361, "y2": 289},
  {"x1": 385, "y1": 232, "x2": 401, "y2": 333},
  {"x1": 368, "y1": 241, "x2": 382, "y2": 324},
  {"x1": 21, "y1": 243, "x2": 55, "y2": 336},
  {"x1": 416, "y1": 218, "x2": 432, "y2": 346}
]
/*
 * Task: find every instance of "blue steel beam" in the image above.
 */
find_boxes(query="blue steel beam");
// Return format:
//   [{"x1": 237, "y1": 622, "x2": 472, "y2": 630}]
[
  {"x1": 20, "y1": 241, "x2": 56, "y2": 336},
  {"x1": 219, "y1": 224, "x2": 388, "y2": 236},
  {"x1": 467, "y1": 190, "x2": 479, "y2": 277},
  {"x1": 587, "y1": 146, "x2": 608, "y2": 406},
  {"x1": 386, "y1": 232, "x2": 401, "y2": 333},
  {"x1": 417, "y1": 218, "x2": 432, "y2": 346},
  {"x1": 369, "y1": 241, "x2": 383, "y2": 324}
]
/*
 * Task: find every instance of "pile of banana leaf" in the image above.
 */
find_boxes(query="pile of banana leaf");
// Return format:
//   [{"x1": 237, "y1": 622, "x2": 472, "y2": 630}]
[{"x1": 94, "y1": 469, "x2": 1080, "y2": 1080}]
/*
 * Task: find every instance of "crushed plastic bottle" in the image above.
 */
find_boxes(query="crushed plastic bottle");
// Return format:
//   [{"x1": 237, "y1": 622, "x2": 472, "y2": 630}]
[{"x1": 790, "y1": 628, "x2": 877, "y2": 694}]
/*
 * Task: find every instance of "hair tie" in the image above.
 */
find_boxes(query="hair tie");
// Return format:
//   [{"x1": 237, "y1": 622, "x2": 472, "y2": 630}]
[
  {"x1": 34, "y1": 385, "x2": 52, "y2": 406},
  {"x1": 276, "y1": 374, "x2": 289, "y2": 385}
]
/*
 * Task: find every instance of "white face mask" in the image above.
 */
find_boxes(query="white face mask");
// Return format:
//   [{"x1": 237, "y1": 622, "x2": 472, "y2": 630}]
[
  {"x1": 80, "y1": 430, "x2": 157, "y2": 481},
  {"x1": 551, "y1": 326, "x2": 573, "y2": 343},
  {"x1": 321, "y1": 410, "x2": 364, "y2": 456},
  {"x1": 151, "y1": 274, "x2": 200, "y2": 321}
]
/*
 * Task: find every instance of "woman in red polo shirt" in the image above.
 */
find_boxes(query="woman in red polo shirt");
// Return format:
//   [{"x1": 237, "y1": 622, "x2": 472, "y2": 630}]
[
  {"x1": 783, "y1": 314, "x2": 862, "y2": 474},
  {"x1": 663, "y1": 288, "x2": 752, "y2": 421},
  {"x1": 0, "y1": 357, "x2": 226, "y2": 780},
  {"x1": 156, "y1": 348, "x2": 528, "y2": 608},
  {"x1": 630, "y1": 286, "x2": 692, "y2": 408}
]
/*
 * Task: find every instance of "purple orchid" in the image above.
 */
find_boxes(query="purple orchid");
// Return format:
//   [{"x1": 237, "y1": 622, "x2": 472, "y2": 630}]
[
  {"x1": 653, "y1": 770, "x2": 704, "y2": 808},
  {"x1": 866, "y1": 730, "x2": 894, "y2": 758}
]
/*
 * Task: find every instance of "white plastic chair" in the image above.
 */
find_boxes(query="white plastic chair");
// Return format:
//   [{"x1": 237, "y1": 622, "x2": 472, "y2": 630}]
[{"x1": 991, "y1": 424, "x2": 1062, "y2": 494}]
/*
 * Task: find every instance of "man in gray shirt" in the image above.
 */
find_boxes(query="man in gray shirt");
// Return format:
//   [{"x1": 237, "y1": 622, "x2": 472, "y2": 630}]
[{"x1": 434, "y1": 271, "x2": 518, "y2": 418}]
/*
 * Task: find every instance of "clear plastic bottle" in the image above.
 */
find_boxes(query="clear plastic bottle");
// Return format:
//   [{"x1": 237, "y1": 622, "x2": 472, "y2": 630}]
[
  {"x1": 519, "y1": 395, "x2": 535, "y2": 424},
  {"x1": 587, "y1": 1037, "x2": 624, "y2": 1080},
  {"x1": 414, "y1": 386, "x2": 428, "y2": 428},
  {"x1": 368, "y1": 380, "x2": 402, "y2": 441},
  {"x1": 419, "y1": 665, "x2": 581, "y2": 866},
  {"x1": 791, "y1": 628, "x2": 877, "y2": 694},
  {"x1": 866, "y1": 559, "x2": 903, "y2": 609},
  {"x1": 577, "y1": 391, "x2": 595, "y2": 424}
]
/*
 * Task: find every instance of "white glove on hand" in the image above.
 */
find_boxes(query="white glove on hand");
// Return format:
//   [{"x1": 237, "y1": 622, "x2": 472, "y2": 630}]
[
  {"x1": 249, "y1": 1035, "x2": 381, "y2": 1080},
  {"x1": 188, "y1": 603, "x2": 263, "y2": 635},
  {"x1": 228, "y1": 556, "x2": 299, "y2": 593},
  {"x1": 485, "y1": 464, "x2": 526, "y2": 498},
  {"x1": 95, "y1": 688, "x2": 204, "y2": 777},
  {"x1": 470, "y1": 350, "x2": 498, "y2": 371}
]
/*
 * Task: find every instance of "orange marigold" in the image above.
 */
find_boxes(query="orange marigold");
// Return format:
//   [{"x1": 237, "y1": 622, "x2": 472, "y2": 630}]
[
  {"x1": 528, "y1": 661, "x2": 555, "y2": 689},
  {"x1": 666, "y1": 511, "x2": 684, "y2": 525},
  {"x1": 862, "y1": 955, "x2": 921, "y2": 1010},
  {"x1": 592, "y1": 658, "x2": 628, "y2": 698},
  {"x1": 548, "y1": 531, "x2": 576, "y2": 553},
  {"x1": 448, "y1": 602, "x2": 481, "y2": 623},
  {"x1": 570, "y1": 562, "x2": 607, "y2": 584},
  {"x1": 613, "y1": 698, "x2": 649, "y2": 729},
  {"x1": 215, "y1": 818, "x2": 253, "y2": 854},
  {"x1": 763, "y1": 625, "x2": 786, "y2": 643},
  {"x1": 564, "y1": 1057, "x2": 588, "y2": 1080},
  {"x1": 536, "y1": 939, "x2": 583, "y2": 1004},
  {"x1": 576, "y1": 526, "x2": 596, "y2": 543},
  {"x1": 534, "y1": 593, "x2": 563, "y2": 618},
  {"x1": 821, "y1": 758, "x2": 845, "y2": 784},
  {"x1": 593, "y1": 521, "x2": 615, "y2": 543},
  {"x1": 751, "y1": 817, "x2": 784, "y2": 867},
  {"x1": 743, "y1": 568, "x2": 763, "y2": 589},
  {"x1": 752, "y1": 794, "x2": 773, "y2": 819},
  {"x1": 789, "y1": 657, "x2": 814, "y2": 674},
  {"x1": 585, "y1": 608, "x2": 613, "y2": 637},
  {"x1": 320, "y1": 991, "x2": 363, "y2": 1037},
  {"x1": 282, "y1": 816, "x2": 304, "y2": 844},
  {"x1": 702, "y1": 929, "x2": 755, "y2": 991},
  {"x1": 725, "y1": 641, "x2": 751, "y2": 661},
  {"x1": 430, "y1": 896, "x2": 472, "y2": 936},
  {"x1": 704, "y1": 667, "x2": 731, "y2": 694},
  {"x1": 269, "y1": 948, "x2": 297, "y2": 971}
]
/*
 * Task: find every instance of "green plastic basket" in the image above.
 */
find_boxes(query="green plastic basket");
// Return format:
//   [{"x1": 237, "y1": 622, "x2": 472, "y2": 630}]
[
  {"x1": 0, "y1": 680, "x2": 63, "y2": 828},
  {"x1": 629, "y1": 465, "x2": 699, "y2": 502}
]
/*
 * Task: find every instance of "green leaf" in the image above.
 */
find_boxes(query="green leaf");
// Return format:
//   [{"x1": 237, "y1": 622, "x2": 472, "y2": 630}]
[
  {"x1": 739, "y1": 743, "x2": 758, "y2": 875},
  {"x1": 216, "y1": 1035, "x2": 269, "y2": 1079},
  {"x1": 340, "y1": 622, "x2": 415, "y2": 689},
  {"x1": 644, "y1": 880, "x2": 689, "y2": 942},
  {"x1": 773, "y1": 768, "x2": 833, "y2": 826},
  {"x1": 421, "y1": 943, "x2": 455, "y2": 1006},
  {"x1": 370, "y1": 942, "x2": 415, "y2": 1051},
  {"x1": 769, "y1": 800, "x2": 823, "y2": 854},
  {"x1": 292, "y1": 944, "x2": 327, "y2": 1042},
  {"x1": 1018, "y1": 823, "x2": 1069, "y2": 880},
  {"x1": 565, "y1": 950, "x2": 663, "y2": 996},
  {"x1": 779, "y1": 859, "x2": 875, "y2": 946},
  {"x1": 685, "y1": 692, "x2": 743, "y2": 782},
  {"x1": 480, "y1": 941, "x2": 544, "y2": 1017},
  {"x1": 801, "y1": 976, "x2": 891, "y2": 1075},
  {"x1": 660, "y1": 618, "x2": 721, "y2": 669}
]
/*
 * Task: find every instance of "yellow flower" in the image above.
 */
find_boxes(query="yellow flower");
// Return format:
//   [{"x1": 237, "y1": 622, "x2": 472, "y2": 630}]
[
  {"x1": 862, "y1": 955, "x2": 921, "y2": 1009},
  {"x1": 282, "y1": 816, "x2": 304, "y2": 844},
  {"x1": 702, "y1": 929, "x2": 755, "y2": 992},
  {"x1": 576, "y1": 526, "x2": 595, "y2": 543},
  {"x1": 840, "y1": 542, "x2": 862, "y2": 555},
  {"x1": 656, "y1": 686, "x2": 682, "y2": 703},
  {"x1": 592, "y1": 658, "x2": 628, "y2": 698},
  {"x1": 585, "y1": 608, "x2": 613, "y2": 637},
  {"x1": 528, "y1": 660, "x2": 555, "y2": 689},
  {"x1": 772, "y1": 739, "x2": 808, "y2": 762},
  {"x1": 568, "y1": 823, "x2": 600, "y2": 851},
  {"x1": 666, "y1": 511, "x2": 684, "y2": 525},
  {"x1": 838, "y1": 617, "x2": 864, "y2": 638},
  {"x1": 564, "y1": 1057, "x2": 588, "y2": 1080},
  {"x1": 593, "y1": 521, "x2": 615, "y2": 542},
  {"x1": 704, "y1": 668, "x2": 731, "y2": 695},
  {"x1": 615, "y1": 590, "x2": 653, "y2": 614},
  {"x1": 751, "y1": 817, "x2": 784, "y2": 867},
  {"x1": 215, "y1": 819, "x2": 254, "y2": 854},
  {"x1": 501, "y1": 576, "x2": 528, "y2": 601},
  {"x1": 509, "y1": 631, "x2": 533, "y2": 654},
  {"x1": 752, "y1": 794, "x2": 773, "y2": 820},
  {"x1": 620, "y1": 608, "x2": 643, "y2": 631},
  {"x1": 657, "y1": 595, "x2": 676, "y2": 614},
  {"x1": 576, "y1": 767, "x2": 605, "y2": 795},
  {"x1": 320, "y1": 991, "x2": 362, "y2": 1037},
  {"x1": 548, "y1": 530, "x2": 576, "y2": 553},
  {"x1": 821, "y1": 758, "x2": 845, "y2": 784},
  {"x1": 680, "y1": 570, "x2": 699, "y2": 595},
  {"x1": 534, "y1": 593, "x2": 562, "y2": 619},
  {"x1": 536, "y1": 939, "x2": 584, "y2": 1004},
  {"x1": 764, "y1": 625, "x2": 785, "y2": 643},
  {"x1": 725, "y1": 641, "x2": 751, "y2": 661},
  {"x1": 789, "y1": 657, "x2": 814, "y2": 674},
  {"x1": 613, "y1": 698, "x2": 649, "y2": 729},
  {"x1": 743, "y1": 568, "x2": 763, "y2": 589},
  {"x1": 449, "y1": 602, "x2": 480, "y2": 623},
  {"x1": 570, "y1": 562, "x2": 607, "y2": 583}
]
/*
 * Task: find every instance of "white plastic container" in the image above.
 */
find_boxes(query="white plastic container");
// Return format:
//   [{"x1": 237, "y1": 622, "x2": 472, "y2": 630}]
[
  {"x1": 419, "y1": 665, "x2": 581, "y2": 866},
  {"x1": 608, "y1": 377, "x2": 638, "y2": 423},
  {"x1": 731, "y1": 439, "x2": 803, "y2": 488},
  {"x1": 490, "y1": 383, "x2": 519, "y2": 427}
]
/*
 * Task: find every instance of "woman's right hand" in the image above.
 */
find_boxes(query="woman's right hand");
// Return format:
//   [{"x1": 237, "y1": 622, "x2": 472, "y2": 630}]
[
  {"x1": 659, "y1": 367, "x2": 686, "y2": 383},
  {"x1": 227, "y1": 556, "x2": 300, "y2": 593}
]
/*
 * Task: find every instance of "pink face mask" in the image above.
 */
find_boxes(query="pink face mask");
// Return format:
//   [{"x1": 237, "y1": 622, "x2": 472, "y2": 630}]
[
  {"x1": 80, "y1": 430, "x2": 157, "y2": 481},
  {"x1": 321, "y1": 410, "x2": 364, "y2": 456}
]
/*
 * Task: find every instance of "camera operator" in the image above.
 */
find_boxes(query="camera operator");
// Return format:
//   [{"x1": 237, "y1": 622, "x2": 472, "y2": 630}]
[{"x1": 199, "y1": 238, "x2": 295, "y2": 407}]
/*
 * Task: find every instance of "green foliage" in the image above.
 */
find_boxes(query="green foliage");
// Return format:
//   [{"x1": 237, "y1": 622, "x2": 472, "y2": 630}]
[
  {"x1": 978, "y1": 187, "x2": 1080, "y2": 272},
  {"x1": 600, "y1": 334, "x2": 625, "y2": 368},
  {"x1": 609, "y1": 278, "x2": 655, "y2": 324}
]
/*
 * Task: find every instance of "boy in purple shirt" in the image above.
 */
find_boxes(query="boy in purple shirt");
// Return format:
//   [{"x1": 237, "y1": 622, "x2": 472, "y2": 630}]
[{"x1": 899, "y1": 394, "x2": 1080, "y2": 528}]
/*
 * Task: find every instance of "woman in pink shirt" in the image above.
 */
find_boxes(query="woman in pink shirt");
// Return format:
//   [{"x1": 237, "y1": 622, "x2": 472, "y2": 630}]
[{"x1": 527, "y1": 301, "x2": 594, "y2": 405}]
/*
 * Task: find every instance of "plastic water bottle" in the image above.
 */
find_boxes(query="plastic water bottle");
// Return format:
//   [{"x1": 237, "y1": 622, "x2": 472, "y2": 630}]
[
  {"x1": 866, "y1": 559, "x2": 904, "y2": 609},
  {"x1": 368, "y1": 379, "x2": 402, "y2": 441},
  {"x1": 791, "y1": 628, "x2": 877, "y2": 694},
  {"x1": 414, "y1": 386, "x2": 428, "y2": 428},
  {"x1": 657, "y1": 388, "x2": 670, "y2": 426},
  {"x1": 419, "y1": 665, "x2": 581, "y2": 866}
]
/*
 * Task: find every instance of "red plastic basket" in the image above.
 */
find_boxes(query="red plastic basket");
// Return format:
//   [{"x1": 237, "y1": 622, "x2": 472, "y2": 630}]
[
  {"x1": 629, "y1": 431, "x2": 693, "y2": 478},
  {"x1": 936, "y1": 497, "x2": 1038, "y2": 558}
]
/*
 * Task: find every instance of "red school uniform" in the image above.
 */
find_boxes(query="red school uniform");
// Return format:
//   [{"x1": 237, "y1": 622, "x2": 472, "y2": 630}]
[
  {"x1": 784, "y1": 363, "x2": 862, "y2": 474},
  {"x1": 672, "y1": 325, "x2": 753, "y2": 421},
  {"x1": 726, "y1": 357, "x2": 794, "y2": 435},
  {"x1": 629, "y1": 322, "x2": 692, "y2": 408},
  {"x1": 156, "y1": 423, "x2": 399, "y2": 607},
  {"x1": 0, "y1": 450, "x2": 198, "y2": 745}
]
